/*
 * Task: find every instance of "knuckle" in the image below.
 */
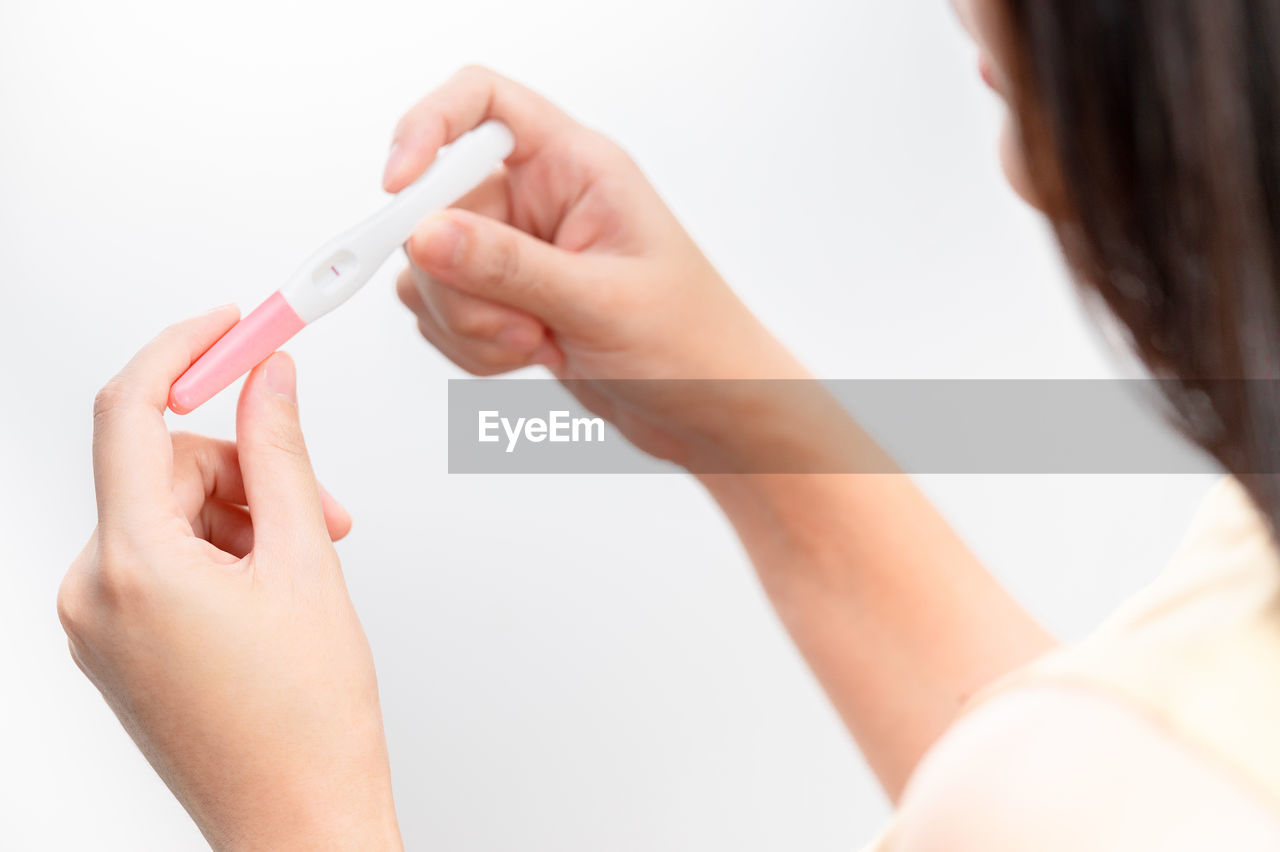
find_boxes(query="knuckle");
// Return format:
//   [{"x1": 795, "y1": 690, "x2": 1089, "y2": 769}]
[
  {"x1": 497, "y1": 234, "x2": 524, "y2": 286},
  {"x1": 93, "y1": 537, "x2": 146, "y2": 609},
  {"x1": 258, "y1": 421, "x2": 309, "y2": 463},
  {"x1": 455, "y1": 64, "x2": 495, "y2": 84},
  {"x1": 437, "y1": 300, "x2": 498, "y2": 339},
  {"x1": 92, "y1": 377, "x2": 130, "y2": 422},
  {"x1": 93, "y1": 532, "x2": 130, "y2": 572},
  {"x1": 477, "y1": 229, "x2": 522, "y2": 290},
  {"x1": 169, "y1": 429, "x2": 199, "y2": 457},
  {"x1": 60, "y1": 533, "x2": 142, "y2": 633},
  {"x1": 55, "y1": 571, "x2": 88, "y2": 636},
  {"x1": 588, "y1": 130, "x2": 635, "y2": 167}
]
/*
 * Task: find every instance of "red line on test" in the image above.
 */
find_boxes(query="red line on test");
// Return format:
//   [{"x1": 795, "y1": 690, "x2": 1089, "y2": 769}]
[{"x1": 330, "y1": 265, "x2": 339, "y2": 276}]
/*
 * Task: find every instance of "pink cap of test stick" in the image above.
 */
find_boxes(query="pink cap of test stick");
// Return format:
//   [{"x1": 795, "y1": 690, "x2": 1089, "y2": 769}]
[{"x1": 168, "y1": 290, "x2": 306, "y2": 414}]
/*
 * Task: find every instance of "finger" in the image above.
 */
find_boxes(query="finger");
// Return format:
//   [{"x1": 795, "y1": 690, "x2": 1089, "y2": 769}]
[
  {"x1": 92, "y1": 305, "x2": 241, "y2": 532},
  {"x1": 451, "y1": 168, "x2": 512, "y2": 222},
  {"x1": 194, "y1": 497, "x2": 349, "y2": 558},
  {"x1": 412, "y1": 264, "x2": 545, "y2": 351},
  {"x1": 396, "y1": 270, "x2": 559, "y2": 372},
  {"x1": 318, "y1": 483, "x2": 354, "y2": 542},
  {"x1": 195, "y1": 499, "x2": 255, "y2": 559},
  {"x1": 383, "y1": 65, "x2": 575, "y2": 192},
  {"x1": 171, "y1": 433, "x2": 247, "y2": 522},
  {"x1": 395, "y1": 266, "x2": 429, "y2": 316},
  {"x1": 170, "y1": 432, "x2": 352, "y2": 541},
  {"x1": 403, "y1": 171, "x2": 549, "y2": 352},
  {"x1": 235, "y1": 352, "x2": 330, "y2": 555},
  {"x1": 406, "y1": 208, "x2": 597, "y2": 329},
  {"x1": 408, "y1": 289, "x2": 560, "y2": 375}
]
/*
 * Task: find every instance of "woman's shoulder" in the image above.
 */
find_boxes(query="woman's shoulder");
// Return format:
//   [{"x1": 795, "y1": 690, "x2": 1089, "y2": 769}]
[
  {"x1": 871, "y1": 476, "x2": 1280, "y2": 850},
  {"x1": 885, "y1": 682, "x2": 1280, "y2": 851},
  {"x1": 996, "y1": 476, "x2": 1280, "y2": 800}
]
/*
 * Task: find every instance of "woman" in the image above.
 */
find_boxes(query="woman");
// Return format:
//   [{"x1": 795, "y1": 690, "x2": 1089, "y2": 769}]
[{"x1": 57, "y1": 0, "x2": 1280, "y2": 847}]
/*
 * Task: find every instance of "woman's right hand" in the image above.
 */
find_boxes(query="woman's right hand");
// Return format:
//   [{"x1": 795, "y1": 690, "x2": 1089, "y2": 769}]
[
  {"x1": 387, "y1": 66, "x2": 810, "y2": 469},
  {"x1": 389, "y1": 69, "x2": 1057, "y2": 805}
]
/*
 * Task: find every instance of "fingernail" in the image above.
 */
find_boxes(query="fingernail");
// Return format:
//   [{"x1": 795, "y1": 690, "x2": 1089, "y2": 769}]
[
  {"x1": 204, "y1": 302, "x2": 237, "y2": 316},
  {"x1": 265, "y1": 353, "x2": 297, "y2": 403},
  {"x1": 382, "y1": 141, "x2": 407, "y2": 190},
  {"x1": 496, "y1": 324, "x2": 541, "y2": 352},
  {"x1": 415, "y1": 213, "x2": 464, "y2": 269}
]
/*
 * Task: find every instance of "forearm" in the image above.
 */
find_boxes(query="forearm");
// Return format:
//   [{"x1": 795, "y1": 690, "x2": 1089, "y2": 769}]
[{"x1": 697, "y1": 403, "x2": 1054, "y2": 800}]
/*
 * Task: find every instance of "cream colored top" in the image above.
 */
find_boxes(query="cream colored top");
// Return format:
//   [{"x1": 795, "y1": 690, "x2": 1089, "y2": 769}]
[{"x1": 866, "y1": 476, "x2": 1280, "y2": 849}]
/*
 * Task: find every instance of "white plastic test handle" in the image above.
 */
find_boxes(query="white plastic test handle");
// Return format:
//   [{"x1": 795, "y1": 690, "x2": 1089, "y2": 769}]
[{"x1": 281, "y1": 120, "x2": 515, "y2": 323}]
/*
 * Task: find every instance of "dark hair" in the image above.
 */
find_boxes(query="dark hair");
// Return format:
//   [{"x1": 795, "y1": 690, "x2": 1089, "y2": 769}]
[{"x1": 1005, "y1": 0, "x2": 1280, "y2": 530}]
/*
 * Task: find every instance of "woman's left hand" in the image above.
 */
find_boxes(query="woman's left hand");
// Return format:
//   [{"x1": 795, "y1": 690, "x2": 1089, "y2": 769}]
[{"x1": 57, "y1": 306, "x2": 402, "y2": 850}]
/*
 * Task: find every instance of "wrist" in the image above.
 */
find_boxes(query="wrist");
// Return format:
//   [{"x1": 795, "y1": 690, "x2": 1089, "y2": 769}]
[
  {"x1": 192, "y1": 729, "x2": 402, "y2": 851},
  {"x1": 649, "y1": 291, "x2": 891, "y2": 475},
  {"x1": 676, "y1": 375, "x2": 893, "y2": 476},
  {"x1": 212, "y1": 785, "x2": 402, "y2": 852}
]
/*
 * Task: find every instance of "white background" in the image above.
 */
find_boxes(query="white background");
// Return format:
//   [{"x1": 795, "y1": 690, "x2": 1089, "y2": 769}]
[{"x1": 0, "y1": 1, "x2": 1217, "y2": 849}]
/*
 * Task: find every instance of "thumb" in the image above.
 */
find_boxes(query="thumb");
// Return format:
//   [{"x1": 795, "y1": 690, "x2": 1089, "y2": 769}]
[
  {"x1": 406, "y1": 208, "x2": 595, "y2": 328},
  {"x1": 235, "y1": 352, "x2": 329, "y2": 553}
]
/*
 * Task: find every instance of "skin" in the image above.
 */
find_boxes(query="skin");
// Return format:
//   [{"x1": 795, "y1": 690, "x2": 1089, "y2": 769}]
[
  {"x1": 385, "y1": 65, "x2": 1054, "y2": 800},
  {"x1": 59, "y1": 3, "x2": 1280, "y2": 847},
  {"x1": 950, "y1": 0, "x2": 1038, "y2": 208},
  {"x1": 60, "y1": 311, "x2": 400, "y2": 850}
]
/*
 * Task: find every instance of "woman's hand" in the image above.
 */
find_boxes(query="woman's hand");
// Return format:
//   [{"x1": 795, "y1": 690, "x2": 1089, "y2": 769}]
[
  {"x1": 387, "y1": 66, "x2": 810, "y2": 469},
  {"x1": 388, "y1": 68, "x2": 1054, "y2": 802},
  {"x1": 57, "y1": 307, "x2": 401, "y2": 850}
]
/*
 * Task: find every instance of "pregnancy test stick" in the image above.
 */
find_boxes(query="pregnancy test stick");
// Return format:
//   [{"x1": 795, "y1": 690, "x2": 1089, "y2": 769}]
[{"x1": 168, "y1": 120, "x2": 515, "y2": 414}]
